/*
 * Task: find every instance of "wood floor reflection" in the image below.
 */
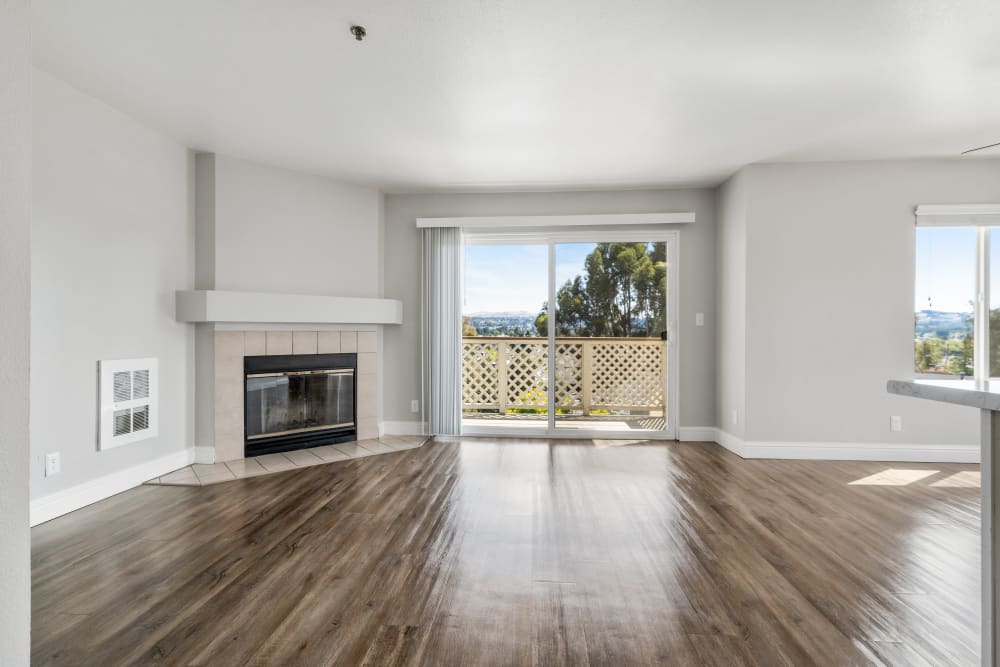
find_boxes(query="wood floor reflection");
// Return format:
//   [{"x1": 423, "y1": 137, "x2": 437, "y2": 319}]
[{"x1": 31, "y1": 438, "x2": 980, "y2": 666}]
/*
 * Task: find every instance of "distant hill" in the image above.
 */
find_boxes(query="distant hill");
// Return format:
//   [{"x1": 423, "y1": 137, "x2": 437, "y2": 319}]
[
  {"x1": 466, "y1": 313, "x2": 538, "y2": 337},
  {"x1": 915, "y1": 310, "x2": 972, "y2": 339},
  {"x1": 466, "y1": 311, "x2": 535, "y2": 318}
]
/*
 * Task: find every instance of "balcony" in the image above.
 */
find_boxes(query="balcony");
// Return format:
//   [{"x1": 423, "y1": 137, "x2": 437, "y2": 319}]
[{"x1": 462, "y1": 336, "x2": 666, "y2": 432}]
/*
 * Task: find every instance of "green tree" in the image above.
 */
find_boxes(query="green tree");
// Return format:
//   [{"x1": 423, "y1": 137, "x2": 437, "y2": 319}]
[
  {"x1": 462, "y1": 316, "x2": 477, "y2": 337},
  {"x1": 535, "y1": 242, "x2": 666, "y2": 337}
]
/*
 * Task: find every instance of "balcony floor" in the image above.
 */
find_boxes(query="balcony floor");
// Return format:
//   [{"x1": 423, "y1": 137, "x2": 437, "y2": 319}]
[{"x1": 462, "y1": 414, "x2": 666, "y2": 432}]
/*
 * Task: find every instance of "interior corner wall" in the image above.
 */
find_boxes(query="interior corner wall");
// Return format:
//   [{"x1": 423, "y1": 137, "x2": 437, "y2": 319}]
[
  {"x1": 715, "y1": 171, "x2": 748, "y2": 439},
  {"x1": 0, "y1": 1, "x2": 32, "y2": 661},
  {"x1": 31, "y1": 69, "x2": 196, "y2": 500},
  {"x1": 382, "y1": 189, "x2": 718, "y2": 430},
  {"x1": 189, "y1": 153, "x2": 384, "y2": 449},
  {"x1": 194, "y1": 153, "x2": 216, "y2": 290},
  {"x1": 209, "y1": 154, "x2": 382, "y2": 297},
  {"x1": 740, "y1": 159, "x2": 1000, "y2": 447}
]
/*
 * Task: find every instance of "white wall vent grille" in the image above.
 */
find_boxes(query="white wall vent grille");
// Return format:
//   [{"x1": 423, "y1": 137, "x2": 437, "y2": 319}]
[{"x1": 100, "y1": 358, "x2": 158, "y2": 449}]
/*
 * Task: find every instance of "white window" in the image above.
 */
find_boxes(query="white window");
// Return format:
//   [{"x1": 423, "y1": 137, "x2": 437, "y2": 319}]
[{"x1": 914, "y1": 205, "x2": 1000, "y2": 381}]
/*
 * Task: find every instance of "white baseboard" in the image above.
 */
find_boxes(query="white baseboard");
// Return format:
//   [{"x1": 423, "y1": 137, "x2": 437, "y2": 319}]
[
  {"x1": 30, "y1": 448, "x2": 195, "y2": 526},
  {"x1": 379, "y1": 420, "x2": 977, "y2": 463},
  {"x1": 381, "y1": 420, "x2": 427, "y2": 437},
  {"x1": 714, "y1": 428, "x2": 748, "y2": 457},
  {"x1": 711, "y1": 428, "x2": 978, "y2": 463},
  {"x1": 677, "y1": 426, "x2": 718, "y2": 442},
  {"x1": 194, "y1": 446, "x2": 215, "y2": 464}
]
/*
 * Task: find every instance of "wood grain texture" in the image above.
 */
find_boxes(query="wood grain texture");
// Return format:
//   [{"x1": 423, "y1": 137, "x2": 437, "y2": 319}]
[{"x1": 32, "y1": 438, "x2": 980, "y2": 666}]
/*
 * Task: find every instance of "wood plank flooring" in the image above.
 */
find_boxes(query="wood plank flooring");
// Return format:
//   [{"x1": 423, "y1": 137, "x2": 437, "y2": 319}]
[{"x1": 32, "y1": 438, "x2": 980, "y2": 666}]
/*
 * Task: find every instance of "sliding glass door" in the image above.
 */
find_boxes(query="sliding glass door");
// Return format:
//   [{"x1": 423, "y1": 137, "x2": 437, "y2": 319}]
[
  {"x1": 552, "y1": 241, "x2": 669, "y2": 434},
  {"x1": 461, "y1": 231, "x2": 677, "y2": 440},
  {"x1": 461, "y1": 242, "x2": 550, "y2": 432}
]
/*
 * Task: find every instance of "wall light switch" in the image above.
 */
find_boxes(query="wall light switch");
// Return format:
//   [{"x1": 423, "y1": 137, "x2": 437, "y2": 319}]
[
  {"x1": 45, "y1": 452, "x2": 61, "y2": 477},
  {"x1": 695, "y1": 313, "x2": 705, "y2": 326},
  {"x1": 410, "y1": 399, "x2": 420, "y2": 413},
  {"x1": 890, "y1": 415, "x2": 903, "y2": 432}
]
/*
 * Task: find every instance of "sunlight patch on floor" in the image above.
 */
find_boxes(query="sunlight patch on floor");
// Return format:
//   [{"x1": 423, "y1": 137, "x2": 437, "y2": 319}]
[
  {"x1": 930, "y1": 470, "x2": 981, "y2": 488},
  {"x1": 592, "y1": 439, "x2": 650, "y2": 448},
  {"x1": 849, "y1": 469, "x2": 939, "y2": 486}
]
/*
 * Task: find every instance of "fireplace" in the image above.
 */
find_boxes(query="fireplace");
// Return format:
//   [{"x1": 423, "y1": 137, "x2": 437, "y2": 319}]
[{"x1": 244, "y1": 353, "x2": 357, "y2": 457}]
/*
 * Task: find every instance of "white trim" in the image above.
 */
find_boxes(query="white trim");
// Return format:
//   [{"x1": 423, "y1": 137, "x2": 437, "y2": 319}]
[
  {"x1": 978, "y1": 227, "x2": 991, "y2": 380},
  {"x1": 30, "y1": 448, "x2": 195, "y2": 526},
  {"x1": 547, "y1": 242, "x2": 557, "y2": 432},
  {"x1": 464, "y1": 229, "x2": 676, "y2": 245},
  {"x1": 417, "y1": 212, "x2": 695, "y2": 229},
  {"x1": 194, "y1": 446, "x2": 215, "y2": 464},
  {"x1": 381, "y1": 420, "x2": 428, "y2": 436},
  {"x1": 711, "y1": 428, "x2": 978, "y2": 463},
  {"x1": 677, "y1": 426, "x2": 718, "y2": 442},
  {"x1": 665, "y1": 232, "x2": 680, "y2": 441},
  {"x1": 175, "y1": 290, "x2": 403, "y2": 325},
  {"x1": 915, "y1": 204, "x2": 1000, "y2": 226},
  {"x1": 713, "y1": 428, "x2": 748, "y2": 457}
]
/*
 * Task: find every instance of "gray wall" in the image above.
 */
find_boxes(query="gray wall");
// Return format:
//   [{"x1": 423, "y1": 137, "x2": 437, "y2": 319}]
[
  {"x1": 0, "y1": 1, "x2": 31, "y2": 661},
  {"x1": 715, "y1": 171, "x2": 748, "y2": 439},
  {"x1": 383, "y1": 189, "x2": 718, "y2": 429},
  {"x1": 728, "y1": 159, "x2": 1000, "y2": 446},
  {"x1": 209, "y1": 154, "x2": 382, "y2": 297},
  {"x1": 190, "y1": 153, "x2": 385, "y2": 454},
  {"x1": 31, "y1": 70, "x2": 196, "y2": 497}
]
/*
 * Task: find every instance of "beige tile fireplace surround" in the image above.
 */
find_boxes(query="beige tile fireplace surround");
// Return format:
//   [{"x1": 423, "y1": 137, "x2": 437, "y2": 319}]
[{"x1": 211, "y1": 329, "x2": 378, "y2": 462}]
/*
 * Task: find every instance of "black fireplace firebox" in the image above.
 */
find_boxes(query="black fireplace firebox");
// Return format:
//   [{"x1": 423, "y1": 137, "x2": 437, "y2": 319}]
[{"x1": 244, "y1": 353, "x2": 357, "y2": 457}]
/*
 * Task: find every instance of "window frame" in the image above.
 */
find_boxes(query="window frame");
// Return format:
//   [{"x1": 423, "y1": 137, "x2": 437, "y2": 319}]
[{"x1": 914, "y1": 204, "x2": 1000, "y2": 382}]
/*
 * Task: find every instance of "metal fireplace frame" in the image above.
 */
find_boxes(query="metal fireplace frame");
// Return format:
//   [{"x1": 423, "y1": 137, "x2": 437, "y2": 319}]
[{"x1": 243, "y1": 352, "x2": 358, "y2": 457}]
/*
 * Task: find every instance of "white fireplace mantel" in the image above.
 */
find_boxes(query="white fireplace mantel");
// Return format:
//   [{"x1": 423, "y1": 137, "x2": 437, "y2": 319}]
[{"x1": 175, "y1": 290, "x2": 403, "y2": 325}]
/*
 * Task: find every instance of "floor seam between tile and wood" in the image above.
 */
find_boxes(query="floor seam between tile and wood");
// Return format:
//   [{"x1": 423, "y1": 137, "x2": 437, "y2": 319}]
[{"x1": 146, "y1": 435, "x2": 429, "y2": 487}]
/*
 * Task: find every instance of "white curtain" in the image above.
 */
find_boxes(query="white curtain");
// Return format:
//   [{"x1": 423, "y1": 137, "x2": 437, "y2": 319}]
[{"x1": 421, "y1": 227, "x2": 462, "y2": 435}]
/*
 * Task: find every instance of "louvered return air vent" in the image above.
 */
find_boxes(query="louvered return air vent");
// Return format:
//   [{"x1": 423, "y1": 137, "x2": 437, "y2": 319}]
[{"x1": 100, "y1": 358, "x2": 158, "y2": 449}]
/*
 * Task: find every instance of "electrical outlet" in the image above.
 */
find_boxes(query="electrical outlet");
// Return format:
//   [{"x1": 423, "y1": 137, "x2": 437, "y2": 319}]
[
  {"x1": 410, "y1": 399, "x2": 420, "y2": 413},
  {"x1": 695, "y1": 313, "x2": 705, "y2": 326},
  {"x1": 731, "y1": 409, "x2": 739, "y2": 425},
  {"x1": 890, "y1": 415, "x2": 903, "y2": 432},
  {"x1": 45, "y1": 452, "x2": 61, "y2": 477}
]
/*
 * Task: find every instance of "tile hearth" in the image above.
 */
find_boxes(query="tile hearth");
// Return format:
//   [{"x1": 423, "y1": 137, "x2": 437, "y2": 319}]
[{"x1": 145, "y1": 435, "x2": 428, "y2": 487}]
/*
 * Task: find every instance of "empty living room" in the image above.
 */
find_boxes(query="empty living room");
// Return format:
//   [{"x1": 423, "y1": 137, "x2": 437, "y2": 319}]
[{"x1": 3, "y1": 1, "x2": 1000, "y2": 665}]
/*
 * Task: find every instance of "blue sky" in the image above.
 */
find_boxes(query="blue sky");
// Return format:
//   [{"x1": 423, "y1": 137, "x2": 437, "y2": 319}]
[
  {"x1": 463, "y1": 243, "x2": 596, "y2": 314},
  {"x1": 467, "y1": 232, "x2": 981, "y2": 316},
  {"x1": 915, "y1": 227, "x2": 976, "y2": 313}
]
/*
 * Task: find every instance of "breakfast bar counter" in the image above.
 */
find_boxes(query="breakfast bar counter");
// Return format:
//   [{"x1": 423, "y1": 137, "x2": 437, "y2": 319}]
[{"x1": 889, "y1": 379, "x2": 998, "y2": 666}]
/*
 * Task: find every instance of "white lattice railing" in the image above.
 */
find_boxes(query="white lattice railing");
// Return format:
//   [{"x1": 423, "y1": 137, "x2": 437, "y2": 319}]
[{"x1": 462, "y1": 336, "x2": 665, "y2": 414}]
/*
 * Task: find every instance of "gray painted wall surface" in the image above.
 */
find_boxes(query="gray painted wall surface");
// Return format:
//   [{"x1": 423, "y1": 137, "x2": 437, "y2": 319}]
[
  {"x1": 0, "y1": 1, "x2": 31, "y2": 662},
  {"x1": 383, "y1": 189, "x2": 718, "y2": 429},
  {"x1": 732, "y1": 159, "x2": 1000, "y2": 445},
  {"x1": 31, "y1": 70, "x2": 196, "y2": 497},
  {"x1": 210, "y1": 155, "x2": 382, "y2": 297},
  {"x1": 715, "y1": 171, "x2": 748, "y2": 439}
]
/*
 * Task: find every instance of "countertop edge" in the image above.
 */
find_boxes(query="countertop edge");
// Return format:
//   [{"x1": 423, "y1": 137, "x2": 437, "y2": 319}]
[{"x1": 887, "y1": 379, "x2": 1000, "y2": 411}]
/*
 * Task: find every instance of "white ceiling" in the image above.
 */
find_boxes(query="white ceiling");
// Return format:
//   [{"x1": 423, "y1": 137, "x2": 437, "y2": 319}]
[{"x1": 33, "y1": 0, "x2": 1000, "y2": 192}]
